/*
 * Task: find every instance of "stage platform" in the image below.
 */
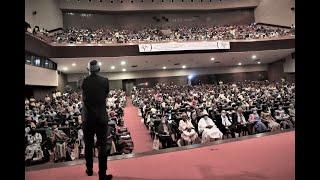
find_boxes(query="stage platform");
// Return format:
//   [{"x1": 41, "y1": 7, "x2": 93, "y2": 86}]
[{"x1": 26, "y1": 130, "x2": 294, "y2": 180}]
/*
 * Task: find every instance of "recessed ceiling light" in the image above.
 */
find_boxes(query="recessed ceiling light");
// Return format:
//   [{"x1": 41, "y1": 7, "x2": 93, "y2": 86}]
[
  {"x1": 162, "y1": 66, "x2": 167, "y2": 69},
  {"x1": 210, "y1": 57, "x2": 215, "y2": 61},
  {"x1": 111, "y1": 66, "x2": 115, "y2": 69},
  {"x1": 98, "y1": 62, "x2": 102, "y2": 66},
  {"x1": 238, "y1": 63, "x2": 242, "y2": 66},
  {"x1": 122, "y1": 68, "x2": 127, "y2": 72},
  {"x1": 257, "y1": 61, "x2": 261, "y2": 64},
  {"x1": 182, "y1": 65, "x2": 186, "y2": 69},
  {"x1": 62, "y1": 67, "x2": 68, "y2": 71},
  {"x1": 72, "y1": 63, "x2": 76, "y2": 66},
  {"x1": 121, "y1": 61, "x2": 126, "y2": 65},
  {"x1": 252, "y1": 55, "x2": 257, "y2": 59}
]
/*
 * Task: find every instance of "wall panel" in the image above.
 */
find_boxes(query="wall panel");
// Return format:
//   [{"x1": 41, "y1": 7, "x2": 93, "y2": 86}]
[
  {"x1": 254, "y1": 0, "x2": 295, "y2": 27},
  {"x1": 25, "y1": 0, "x2": 63, "y2": 30},
  {"x1": 25, "y1": 64, "x2": 58, "y2": 86}
]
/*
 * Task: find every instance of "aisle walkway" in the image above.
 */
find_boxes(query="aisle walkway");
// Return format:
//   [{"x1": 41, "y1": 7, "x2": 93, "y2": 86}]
[{"x1": 123, "y1": 98, "x2": 153, "y2": 153}]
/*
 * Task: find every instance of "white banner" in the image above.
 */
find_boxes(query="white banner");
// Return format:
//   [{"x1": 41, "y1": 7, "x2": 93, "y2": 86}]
[{"x1": 139, "y1": 41, "x2": 230, "y2": 52}]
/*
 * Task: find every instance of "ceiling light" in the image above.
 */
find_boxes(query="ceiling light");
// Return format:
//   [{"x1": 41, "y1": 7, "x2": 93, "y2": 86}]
[
  {"x1": 122, "y1": 68, "x2": 127, "y2": 72},
  {"x1": 188, "y1": 75, "x2": 194, "y2": 80},
  {"x1": 252, "y1": 55, "x2": 257, "y2": 59},
  {"x1": 238, "y1": 63, "x2": 242, "y2": 66},
  {"x1": 162, "y1": 66, "x2": 167, "y2": 69},
  {"x1": 257, "y1": 61, "x2": 261, "y2": 64},
  {"x1": 210, "y1": 57, "x2": 215, "y2": 61},
  {"x1": 72, "y1": 63, "x2": 76, "y2": 66},
  {"x1": 182, "y1": 65, "x2": 186, "y2": 69},
  {"x1": 98, "y1": 62, "x2": 102, "y2": 66},
  {"x1": 111, "y1": 66, "x2": 115, "y2": 70},
  {"x1": 62, "y1": 67, "x2": 68, "y2": 71},
  {"x1": 45, "y1": 62, "x2": 49, "y2": 65},
  {"x1": 121, "y1": 61, "x2": 126, "y2": 65}
]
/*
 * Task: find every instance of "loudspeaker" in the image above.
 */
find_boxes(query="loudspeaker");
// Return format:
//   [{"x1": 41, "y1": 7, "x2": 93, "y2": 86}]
[
  {"x1": 32, "y1": 11, "x2": 37, "y2": 15},
  {"x1": 291, "y1": 52, "x2": 295, "y2": 59},
  {"x1": 291, "y1": 7, "x2": 295, "y2": 11}
]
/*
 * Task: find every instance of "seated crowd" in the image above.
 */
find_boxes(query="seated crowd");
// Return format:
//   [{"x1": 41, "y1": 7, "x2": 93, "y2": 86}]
[
  {"x1": 25, "y1": 89, "x2": 133, "y2": 166},
  {"x1": 26, "y1": 24, "x2": 294, "y2": 44},
  {"x1": 132, "y1": 80, "x2": 295, "y2": 149}
]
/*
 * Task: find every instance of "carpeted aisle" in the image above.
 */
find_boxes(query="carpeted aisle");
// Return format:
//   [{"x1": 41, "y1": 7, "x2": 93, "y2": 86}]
[
  {"x1": 26, "y1": 131, "x2": 294, "y2": 180},
  {"x1": 123, "y1": 98, "x2": 153, "y2": 153}
]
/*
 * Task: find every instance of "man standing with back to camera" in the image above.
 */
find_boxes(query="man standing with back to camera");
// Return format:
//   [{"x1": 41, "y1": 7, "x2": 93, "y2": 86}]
[{"x1": 81, "y1": 60, "x2": 113, "y2": 180}]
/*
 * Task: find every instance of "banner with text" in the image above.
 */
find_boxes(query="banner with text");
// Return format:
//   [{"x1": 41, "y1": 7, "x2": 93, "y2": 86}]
[{"x1": 139, "y1": 41, "x2": 230, "y2": 52}]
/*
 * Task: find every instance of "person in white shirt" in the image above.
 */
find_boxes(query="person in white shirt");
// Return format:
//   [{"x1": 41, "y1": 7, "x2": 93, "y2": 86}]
[
  {"x1": 25, "y1": 98, "x2": 30, "y2": 105},
  {"x1": 178, "y1": 112, "x2": 199, "y2": 145},
  {"x1": 275, "y1": 106, "x2": 294, "y2": 129},
  {"x1": 161, "y1": 101, "x2": 166, "y2": 109},
  {"x1": 25, "y1": 122, "x2": 44, "y2": 161},
  {"x1": 220, "y1": 110, "x2": 237, "y2": 138},
  {"x1": 198, "y1": 112, "x2": 223, "y2": 143},
  {"x1": 174, "y1": 101, "x2": 182, "y2": 110},
  {"x1": 56, "y1": 91, "x2": 61, "y2": 98},
  {"x1": 73, "y1": 105, "x2": 80, "y2": 115},
  {"x1": 232, "y1": 107, "x2": 249, "y2": 135},
  {"x1": 150, "y1": 106, "x2": 157, "y2": 114},
  {"x1": 288, "y1": 104, "x2": 295, "y2": 124},
  {"x1": 52, "y1": 92, "x2": 56, "y2": 99},
  {"x1": 44, "y1": 95, "x2": 51, "y2": 103},
  {"x1": 220, "y1": 110, "x2": 232, "y2": 128}
]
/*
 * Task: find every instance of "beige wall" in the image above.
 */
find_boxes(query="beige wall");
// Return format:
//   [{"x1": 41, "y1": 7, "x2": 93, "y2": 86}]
[
  {"x1": 254, "y1": 0, "x2": 295, "y2": 27},
  {"x1": 25, "y1": 0, "x2": 63, "y2": 30},
  {"x1": 58, "y1": 0, "x2": 259, "y2": 11},
  {"x1": 25, "y1": 64, "x2": 59, "y2": 86},
  {"x1": 63, "y1": 9, "x2": 255, "y2": 29},
  {"x1": 283, "y1": 54, "x2": 295, "y2": 73},
  {"x1": 67, "y1": 64, "x2": 268, "y2": 82},
  {"x1": 57, "y1": 72, "x2": 67, "y2": 91},
  {"x1": 109, "y1": 80, "x2": 123, "y2": 90}
]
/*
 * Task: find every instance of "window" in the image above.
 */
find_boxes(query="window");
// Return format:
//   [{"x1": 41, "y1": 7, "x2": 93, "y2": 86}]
[{"x1": 25, "y1": 52, "x2": 57, "y2": 70}]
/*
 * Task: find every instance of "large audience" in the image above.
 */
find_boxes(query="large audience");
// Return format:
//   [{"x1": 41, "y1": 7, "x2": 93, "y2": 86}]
[
  {"x1": 25, "y1": 80, "x2": 295, "y2": 164},
  {"x1": 132, "y1": 80, "x2": 295, "y2": 149},
  {"x1": 25, "y1": 89, "x2": 133, "y2": 165},
  {"x1": 26, "y1": 24, "x2": 295, "y2": 44}
]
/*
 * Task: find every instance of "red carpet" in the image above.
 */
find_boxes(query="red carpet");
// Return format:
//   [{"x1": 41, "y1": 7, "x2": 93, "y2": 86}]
[
  {"x1": 26, "y1": 131, "x2": 294, "y2": 180},
  {"x1": 123, "y1": 99, "x2": 153, "y2": 153}
]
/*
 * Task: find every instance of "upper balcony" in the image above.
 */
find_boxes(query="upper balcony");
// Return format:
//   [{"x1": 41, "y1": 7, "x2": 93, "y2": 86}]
[{"x1": 25, "y1": 25, "x2": 295, "y2": 58}]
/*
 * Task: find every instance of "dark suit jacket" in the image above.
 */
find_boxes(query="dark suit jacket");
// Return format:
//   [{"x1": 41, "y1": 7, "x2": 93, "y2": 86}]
[
  {"x1": 81, "y1": 73, "x2": 109, "y2": 125},
  {"x1": 157, "y1": 123, "x2": 174, "y2": 135},
  {"x1": 231, "y1": 113, "x2": 239, "y2": 126}
]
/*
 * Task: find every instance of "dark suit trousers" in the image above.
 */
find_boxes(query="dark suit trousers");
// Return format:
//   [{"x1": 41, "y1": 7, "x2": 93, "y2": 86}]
[{"x1": 83, "y1": 122, "x2": 110, "y2": 179}]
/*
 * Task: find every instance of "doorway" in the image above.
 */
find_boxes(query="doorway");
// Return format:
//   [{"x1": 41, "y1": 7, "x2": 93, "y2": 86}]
[{"x1": 122, "y1": 79, "x2": 136, "y2": 96}]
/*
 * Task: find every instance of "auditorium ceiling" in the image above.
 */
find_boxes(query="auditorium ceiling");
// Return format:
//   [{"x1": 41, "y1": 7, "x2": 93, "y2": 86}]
[{"x1": 51, "y1": 48, "x2": 294, "y2": 74}]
